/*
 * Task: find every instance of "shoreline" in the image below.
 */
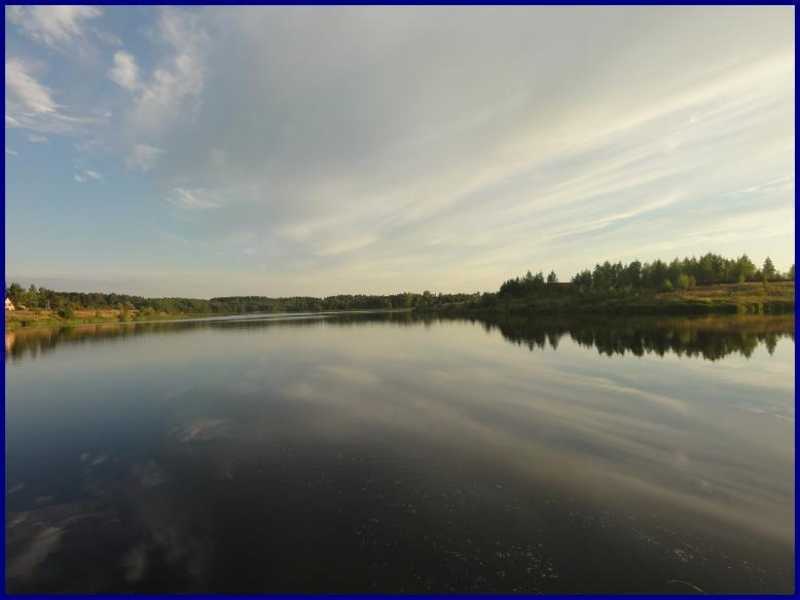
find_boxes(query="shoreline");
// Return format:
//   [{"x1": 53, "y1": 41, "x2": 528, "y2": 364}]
[
  {"x1": 415, "y1": 281, "x2": 795, "y2": 318},
  {"x1": 4, "y1": 282, "x2": 794, "y2": 331},
  {"x1": 3, "y1": 310, "x2": 215, "y2": 332},
  {"x1": 3, "y1": 307, "x2": 413, "y2": 333}
]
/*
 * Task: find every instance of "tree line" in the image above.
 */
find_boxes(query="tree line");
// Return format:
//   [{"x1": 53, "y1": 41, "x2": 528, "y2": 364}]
[
  {"x1": 4, "y1": 252, "x2": 793, "y2": 316},
  {"x1": 3, "y1": 283, "x2": 478, "y2": 316},
  {"x1": 499, "y1": 253, "x2": 793, "y2": 298}
]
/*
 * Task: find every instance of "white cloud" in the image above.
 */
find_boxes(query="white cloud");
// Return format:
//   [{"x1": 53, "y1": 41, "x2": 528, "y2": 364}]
[
  {"x1": 316, "y1": 234, "x2": 379, "y2": 257},
  {"x1": 130, "y1": 9, "x2": 207, "y2": 134},
  {"x1": 4, "y1": 7, "x2": 795, "y2": 295},
  {"x1": 5, "y1": 58, "x2": 58, "y2": 114},
  {"x1": 5, "y1": 57, "x2": 104, "y2": 135},
  {"x1": 7, "y1": 5, "x2": 102, "y2": 49},
  {"x1": 166, "y1": 187, "x2": 220, "y2": 210},
  {"x1": 6, "y1": 147, "x2": 19, "y2": 157},
  {"x1": 27, "y1": 134, "x2": 48, "y2": 144},
  {"x1": 126, "y1": 143, "x2": 164, "y2": 172},
  {"x1": 74, "y1": 169, "x2": 102, "y2": 183},
  {"x1": 108, "y1": 50, "x2": 140, "y2": 91}
]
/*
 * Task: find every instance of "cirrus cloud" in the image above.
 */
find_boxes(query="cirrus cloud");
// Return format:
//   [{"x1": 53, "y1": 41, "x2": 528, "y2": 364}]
[{"x1": 6, "y1": 5, "x2": 102, "y2": 49}]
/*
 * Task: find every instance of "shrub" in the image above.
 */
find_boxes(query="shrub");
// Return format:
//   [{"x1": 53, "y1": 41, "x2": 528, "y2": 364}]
[{"x1": 57, "y1": 305, "x2": 75, "y2": 319}]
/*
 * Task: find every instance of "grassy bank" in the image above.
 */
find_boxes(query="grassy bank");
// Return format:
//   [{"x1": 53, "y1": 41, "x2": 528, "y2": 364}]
[
  {"x1": 417, "y1": 281, "x2": 795, "y2": 317},
  {"x1": 5, "y1": 282, "x2": 794, "y2": 329},
  {"x1": 3, "y1": 307, "x2": 212, "y2": 331}
]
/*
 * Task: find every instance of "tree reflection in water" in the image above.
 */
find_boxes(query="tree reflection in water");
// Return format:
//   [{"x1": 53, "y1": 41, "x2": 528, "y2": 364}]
[{"x1": 4, "y1": 312, "x2": 793, "y2": 364}]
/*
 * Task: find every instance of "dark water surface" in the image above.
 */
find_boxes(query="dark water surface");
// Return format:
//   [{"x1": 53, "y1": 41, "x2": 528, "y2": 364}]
[{"x1": 4, "y1": 313, "x2": 794, "y2": 593}]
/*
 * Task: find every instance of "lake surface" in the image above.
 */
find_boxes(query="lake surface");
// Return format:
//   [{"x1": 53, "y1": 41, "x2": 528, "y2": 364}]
[{"x1": 4, "y1": 312, "x2": 795, "y2": 593}]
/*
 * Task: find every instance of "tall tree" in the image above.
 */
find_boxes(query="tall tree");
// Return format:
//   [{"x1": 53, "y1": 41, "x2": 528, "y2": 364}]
[
  {"x1": 7, "y1": 282, "x2": 23, "y2": 303},
  {"x1": 762, "y1": 257, "x2": 777, "y2": 281}
]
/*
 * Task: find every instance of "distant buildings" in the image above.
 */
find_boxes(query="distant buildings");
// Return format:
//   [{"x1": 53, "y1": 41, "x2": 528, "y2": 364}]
[{"x1": 5, "y1": 297, "x2": 15, "y2": 311}]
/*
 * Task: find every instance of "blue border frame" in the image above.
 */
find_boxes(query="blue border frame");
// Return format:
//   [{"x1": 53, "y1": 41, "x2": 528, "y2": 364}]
[{"x1": 2, "y1": 2, "x2": 797, "y2": 598}]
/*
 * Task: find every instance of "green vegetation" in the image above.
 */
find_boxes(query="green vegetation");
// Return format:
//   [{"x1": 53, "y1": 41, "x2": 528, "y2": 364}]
[
  {"x1": 3, "y1": 284, "x2": 475, "y2": 315},
  {"x1": 4, "y1": 253, "x2": 794, "y2": 329},
  {"x1": 3, "y1": 283, "x2": 478, "y2": 330},
  {"x1": 428, "y1": 281, "x2": 794, "y2": 317},
  {"x1": 424, "y1": 253, "x2": 795, "y2": 316},
  {"x1": 5, "y1": 312, "x2": 792, "y2": 365},
  {"x1": 502, "y1": 253, "x2": 789, "y2": 298}
]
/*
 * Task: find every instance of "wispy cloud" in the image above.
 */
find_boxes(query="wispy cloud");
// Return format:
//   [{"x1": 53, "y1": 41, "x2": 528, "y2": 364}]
[
  {"x1": 4, "y1": 7, "x2": 794, "y2": 296},
  {"x1": 5, "y1": 57, "x2": 105, "y2": 135},
  {"x1": 6, "y1": 5, "x2": 102, "y2": 49},
  {"x1": 166, "y1": 188, "x2": 220, "y2": 210},
  {"x1": 74, "y1": 169, "x2": 103, "y2": 183},
  {"x1": 108, "y1": 50, "x2": 140, "y2": 91},
  {"x1": 5, "y1": 58, "x2": 58, "y2": 114},
  {"x1": 129, "y1": 9, "x2": 207, "y2": 135},
  {"x1": 316, "y1": 234, "x2": 379, "y2": 257},
  {"x1": 126, "y1": 143, "x2": 164, "y2": 172}
]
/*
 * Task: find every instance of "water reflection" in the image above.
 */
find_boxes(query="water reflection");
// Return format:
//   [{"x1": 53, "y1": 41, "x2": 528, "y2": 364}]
[
  {"x1": 475, "y1": 314, "x2": 794, "y2": 360},
  {"x1": 4, "y1": 312, "x2": 794, "y2": 593},
  {"x1": 5, "y1": 312, "x2": 794, "y2": 363}
]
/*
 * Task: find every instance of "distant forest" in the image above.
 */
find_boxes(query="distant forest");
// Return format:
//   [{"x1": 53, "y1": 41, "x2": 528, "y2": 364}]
[
  {"x1": 498, "y1": 253, "x2": 793, "y2": 298},
  {"x1": 3, "y1": 284, "x2": 476, "y2": 316},
  {"x1": 4, "y1": 252, "x2": 794, "y2": 317}
]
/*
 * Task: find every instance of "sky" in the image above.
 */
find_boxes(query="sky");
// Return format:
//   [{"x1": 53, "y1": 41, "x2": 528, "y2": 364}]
[{"x1": 4, "y1": 6, "x2": 795, "y2": 298}]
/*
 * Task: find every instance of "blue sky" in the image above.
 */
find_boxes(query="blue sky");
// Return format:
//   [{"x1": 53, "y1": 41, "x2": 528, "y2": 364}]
[{"x1": 5, "y1": 6, "x2": 795, "y2": 297}]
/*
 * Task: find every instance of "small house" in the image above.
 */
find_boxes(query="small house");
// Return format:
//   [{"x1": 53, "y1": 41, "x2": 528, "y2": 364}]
[{"x1": 5, "y1": 298, "x2": 15, "y2": 311}]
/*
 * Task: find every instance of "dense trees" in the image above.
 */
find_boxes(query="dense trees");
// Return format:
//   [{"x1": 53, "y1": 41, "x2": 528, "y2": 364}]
[
  {"x1": 3, "y1": 252, "x2": 792, "y2": 317},
  {"x1": 498, "y1": 253, "x2": 791, "y2": 298},
  {"x1": 2, "y1": 283, "x2": 478, "y2": 316},
  {"x1": 498, "y1": 270, "x2": 562, "y2": 297}
]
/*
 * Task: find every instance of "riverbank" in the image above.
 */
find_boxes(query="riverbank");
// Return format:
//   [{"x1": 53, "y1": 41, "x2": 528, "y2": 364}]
[
  {"x1": 416, "y1": 281, "x2": 795, "y2": 317},
  {"x1": 3, "y1": 306, "x2": 414, "y2": 332},
  {"x1": 4, "y1": 282, "x2": 793, "y2": 330},
  {"x1": 3, "y1": 307, "x2": 212, "y2": 331}
]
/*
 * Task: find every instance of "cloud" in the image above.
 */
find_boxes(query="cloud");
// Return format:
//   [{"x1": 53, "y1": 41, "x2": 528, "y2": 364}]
[
  {"x1": 316, "y1": 234, "x2": 379, "y2": 257},
  {"x1": 126, "y1": 143, "x2": 164, "y2": 172},
  {"x1": 166, "y1": 188, "x2": 220, "y2": 210},
  {"x1": 74, "y1": 137, "x2": 108, "y2": 154},
  {"x1": 27, "y1": 134, "x2": 48, "y2": 144},
  {"x1": 5, "y1": 58, "x2": 58, "y2": 114},
  {"x1": 129, "y1": 9, "x2": 207, "y2": 135},
  {"x1": 127, "y1": 7, "x2": 789, "y2": 293},
  {"x1": 93, "y1": 28, "x2": 122, "y2": 47},
  {"x1": 6, "y1": 5, "x2": 102, "y2": 49},
  {"x1": 108, "y1": 50, "x2": 140, "y2": 91},
  {"x1": 6, "y1": 147, "x2": 18, "y2": 157},
  {"x1": 5, "y1": 57, "x2": 105, "y2": 135},
  {"x1": 74, "y1": 169, "x2": 103, "y2": 183},
  {"x1": 4, "y1": 7, "x2": 795, "y2": 296}
]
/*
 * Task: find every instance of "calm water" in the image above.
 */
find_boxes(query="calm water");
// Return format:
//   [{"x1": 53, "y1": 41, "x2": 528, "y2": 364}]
[{"x1": 4, "y1": 313, "x2": 795, "y2": 593}]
